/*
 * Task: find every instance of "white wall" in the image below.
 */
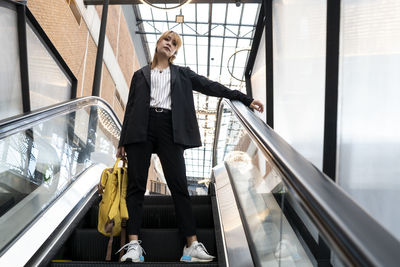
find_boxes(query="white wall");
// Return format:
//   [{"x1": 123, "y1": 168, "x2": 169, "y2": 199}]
[
  {"x1": 272, "y1": 0, "x2": 327, "y2": 169},
  {"x1": 337, "y1": 0, "x2": 400, "y2": 240}
]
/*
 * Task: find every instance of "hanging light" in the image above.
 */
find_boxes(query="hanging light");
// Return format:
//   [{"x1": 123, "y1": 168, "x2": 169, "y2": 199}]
[{"x1": 176, "y1": 9, "x2": 184, "y2": 23}]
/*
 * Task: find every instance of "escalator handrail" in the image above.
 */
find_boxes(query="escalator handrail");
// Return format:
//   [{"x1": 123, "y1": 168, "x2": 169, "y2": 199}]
[
  {"x1": 0, "y1": 96, "x2": 121, "y2": 139},
  {"x1": 216, "y1": 99, "x2": 400, "y2": 267}
]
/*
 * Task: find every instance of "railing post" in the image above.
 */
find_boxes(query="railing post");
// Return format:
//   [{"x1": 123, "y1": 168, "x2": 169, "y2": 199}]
[{"x1": 92, "y1": 0, "x2": 109, "y2": 96}]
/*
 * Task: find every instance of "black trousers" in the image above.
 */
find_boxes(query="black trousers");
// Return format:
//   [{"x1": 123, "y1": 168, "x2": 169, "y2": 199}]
[{"x1": 125, "y1": 109, "x2": 197, "y2": 237}]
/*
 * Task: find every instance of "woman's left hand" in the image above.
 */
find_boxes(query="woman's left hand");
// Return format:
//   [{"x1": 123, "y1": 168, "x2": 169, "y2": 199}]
[{"x1": 250, "y1": 99, "x2": 264, "y2": 113}]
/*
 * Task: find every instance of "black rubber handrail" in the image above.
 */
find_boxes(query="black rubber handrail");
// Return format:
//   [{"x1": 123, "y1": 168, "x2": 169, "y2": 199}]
[
  {"x1": 0, "y1": 96, "x2": 121, "y2": 139},
  {"x1": 215, "y1": 99, "x2": 400, "y2": 267}
]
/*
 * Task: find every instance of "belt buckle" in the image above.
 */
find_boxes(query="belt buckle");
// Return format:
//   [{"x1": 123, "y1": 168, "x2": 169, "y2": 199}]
[{"x1": 155, "y1": 107, "x2": 163, "y2": 113}]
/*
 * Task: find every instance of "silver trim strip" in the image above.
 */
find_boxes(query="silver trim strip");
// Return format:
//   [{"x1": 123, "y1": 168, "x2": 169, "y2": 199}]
[
  {"x1": 213, "y1": 164, "x2": 253, "y2": 267},
  {"x1": 211, "y1": 174, "x2": 230, "y2": 267},
  {"x1": 28, "y1": 187, "x2": 98, "y2": 266}
]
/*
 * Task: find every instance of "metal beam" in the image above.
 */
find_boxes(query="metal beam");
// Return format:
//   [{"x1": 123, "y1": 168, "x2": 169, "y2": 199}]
[
  {"x1": 92, "y1": 0, "x2": 110, "y2": 96},
  {"x1": 244, "y1": 3, "x2": 262, "y2": 99},
  {"x1": 206, "y1": 3, "x2": 212, "y2": 77},
  {"x1": 85, "y1": 0, "x2": 261, "y2": 5},
  {"x1": 181, "y1": 31, "x2": 187, "y2": 67},
  {"x1": 137, "y1": 19, "x2": 255, "y2": 28},
  {"x1": 136, "y1": 31, "x2": 252, "y2": 40},
  {"x1": 16, "y1": 2, "x2": 30, "y2": 113},
  {"x1": 219, "y1": 4, "x2": 228, "y2": 76},
  {"x1": 195, "y1": 3, "x2": 199, "y2": 73},
  {"x1": 323, "y1": 0, "x2": 341, "y2": 181},
  {"x1": 265, "y1": 0, "x2": 273, "y2": 128}
]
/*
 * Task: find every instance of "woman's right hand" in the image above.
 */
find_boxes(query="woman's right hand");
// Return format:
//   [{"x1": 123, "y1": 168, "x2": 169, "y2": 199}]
[
  {"x1": 116, "y1": 146, "x2": 126, "y2": 159},
  {"x1": 250, "y1": 99, "x2": 264, "y2": 113}
]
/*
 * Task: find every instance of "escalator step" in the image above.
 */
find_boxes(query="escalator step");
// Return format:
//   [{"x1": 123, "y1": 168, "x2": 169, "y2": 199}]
[
  {"x1": 85, "y1": 204, "x2": 213, "y2": 229},
  {"x1": 50, "y1": 261, "x2": 219, "y2": 266},
  {"x1": 142, "y1": 204, "x2": 213, "y2": 228},
  {"x1": 67, "y1": 228, "x2": 216, "y2": 262},
  {"x1": 67, "y1": 228, "x2": 119, "y2": 261},
  {"x1": 143, "y1": 195, "x2": 211, "y2": 205},
  {"x1": 81, "y1": 195, "x2": 212, "y2": 229}
]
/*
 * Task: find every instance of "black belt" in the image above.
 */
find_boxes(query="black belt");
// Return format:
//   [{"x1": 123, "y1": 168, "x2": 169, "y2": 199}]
[{"x1": 150, "y1": 107, "x2": 171, "y2": 113}]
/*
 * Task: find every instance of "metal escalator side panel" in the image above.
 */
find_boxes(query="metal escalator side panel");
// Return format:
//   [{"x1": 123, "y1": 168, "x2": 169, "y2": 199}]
[{"x1": 0, "y1": 98, "x2": 121, "y2": 265}]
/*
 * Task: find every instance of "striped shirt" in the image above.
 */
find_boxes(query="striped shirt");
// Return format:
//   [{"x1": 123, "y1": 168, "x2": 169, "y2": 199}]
[{"x1": 150, "y1": 66, "x2": 171, "y2": 110}]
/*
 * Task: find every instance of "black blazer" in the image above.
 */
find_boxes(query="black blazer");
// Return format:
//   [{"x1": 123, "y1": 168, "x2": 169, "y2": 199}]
[{"x1": 119, "y1": 64, "x2": 253, "y2": 149}]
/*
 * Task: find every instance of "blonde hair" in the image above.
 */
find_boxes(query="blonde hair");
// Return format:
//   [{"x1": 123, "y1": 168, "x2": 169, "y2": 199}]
[{"x1": 151, "y1": 31, "x2": 182, "y2": 69}]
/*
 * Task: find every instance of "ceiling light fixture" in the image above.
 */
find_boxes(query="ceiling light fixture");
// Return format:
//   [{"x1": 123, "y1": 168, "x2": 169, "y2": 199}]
[
  {"x1": 176, "y1": 14, "x2": 184, "y2": 23},
  {"x1": 176, "y1": 9, "x2": 184, "y2": 23}
]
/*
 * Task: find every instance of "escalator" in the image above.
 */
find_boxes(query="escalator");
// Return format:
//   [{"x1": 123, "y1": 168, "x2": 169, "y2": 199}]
[
  {"x1": 0, "y1": 97, "x2": 225, "y2": 266},
  {"x1": 0, "y1": 97, "x2": 400, "y2": 266},
  {"x1": 48, "y1": 194, "x2": 221, "y2": 266}
]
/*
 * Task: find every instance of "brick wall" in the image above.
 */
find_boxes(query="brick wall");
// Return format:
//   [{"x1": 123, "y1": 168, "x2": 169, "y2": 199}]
[
  {"x1": 27, "y1": 0, "x2": 140, "y2": 122},
  {"x1": 100, "y1": 62, "x2": 116, "y2": 108},
  {"x1": 118, "y1": 13, "x2": 136, "y2": 85},
  {"x1": 96, "y1": 5, "x2": 119, "y2": 57},
  {"x1": 96, "y1": 4, "x2": 138, "y2": 100}
]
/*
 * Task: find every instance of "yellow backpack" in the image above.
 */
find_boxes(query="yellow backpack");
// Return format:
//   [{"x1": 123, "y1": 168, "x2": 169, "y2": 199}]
[{"x1": 97, "y1": 158, "x2": 129, "y2": 260}]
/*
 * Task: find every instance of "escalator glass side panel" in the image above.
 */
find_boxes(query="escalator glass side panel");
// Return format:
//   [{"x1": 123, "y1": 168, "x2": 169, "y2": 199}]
[
  {"x1": 215, "y1": 103, "x2": 345, "y2": 266},
  {"x1": 0, "y1": 105, "x2": 120, "y2": 253}
]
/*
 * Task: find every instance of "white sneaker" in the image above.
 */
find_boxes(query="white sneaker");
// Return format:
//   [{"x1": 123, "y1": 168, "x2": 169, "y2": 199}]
[
  {"x1": 118, "y1": 240, "x2": 145, "y2": 262},
  {"x1": 180, "y1": 241, "x2": 215, "y2": 262}
]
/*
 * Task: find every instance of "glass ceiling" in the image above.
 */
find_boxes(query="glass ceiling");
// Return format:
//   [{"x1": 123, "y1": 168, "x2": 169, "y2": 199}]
[{"x1": 135, "y1": 2, "x2": 260, "y2": 181}]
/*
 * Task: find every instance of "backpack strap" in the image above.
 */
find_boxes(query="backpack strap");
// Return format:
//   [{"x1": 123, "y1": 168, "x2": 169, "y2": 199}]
[
  {"x1": 112, "y1": 158, "x2": 122, "y2": 172},
  {"x1": 119, "y1": 219, "x2": 127, "y2": 260},
  {"x1": 105, "y1": 227, "x2": 114, "y2": 261}
]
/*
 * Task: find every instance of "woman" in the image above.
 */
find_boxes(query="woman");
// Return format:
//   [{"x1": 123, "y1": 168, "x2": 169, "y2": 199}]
[{"x1": 116, "y1": 30, "x2": 264, "y2": 263}]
